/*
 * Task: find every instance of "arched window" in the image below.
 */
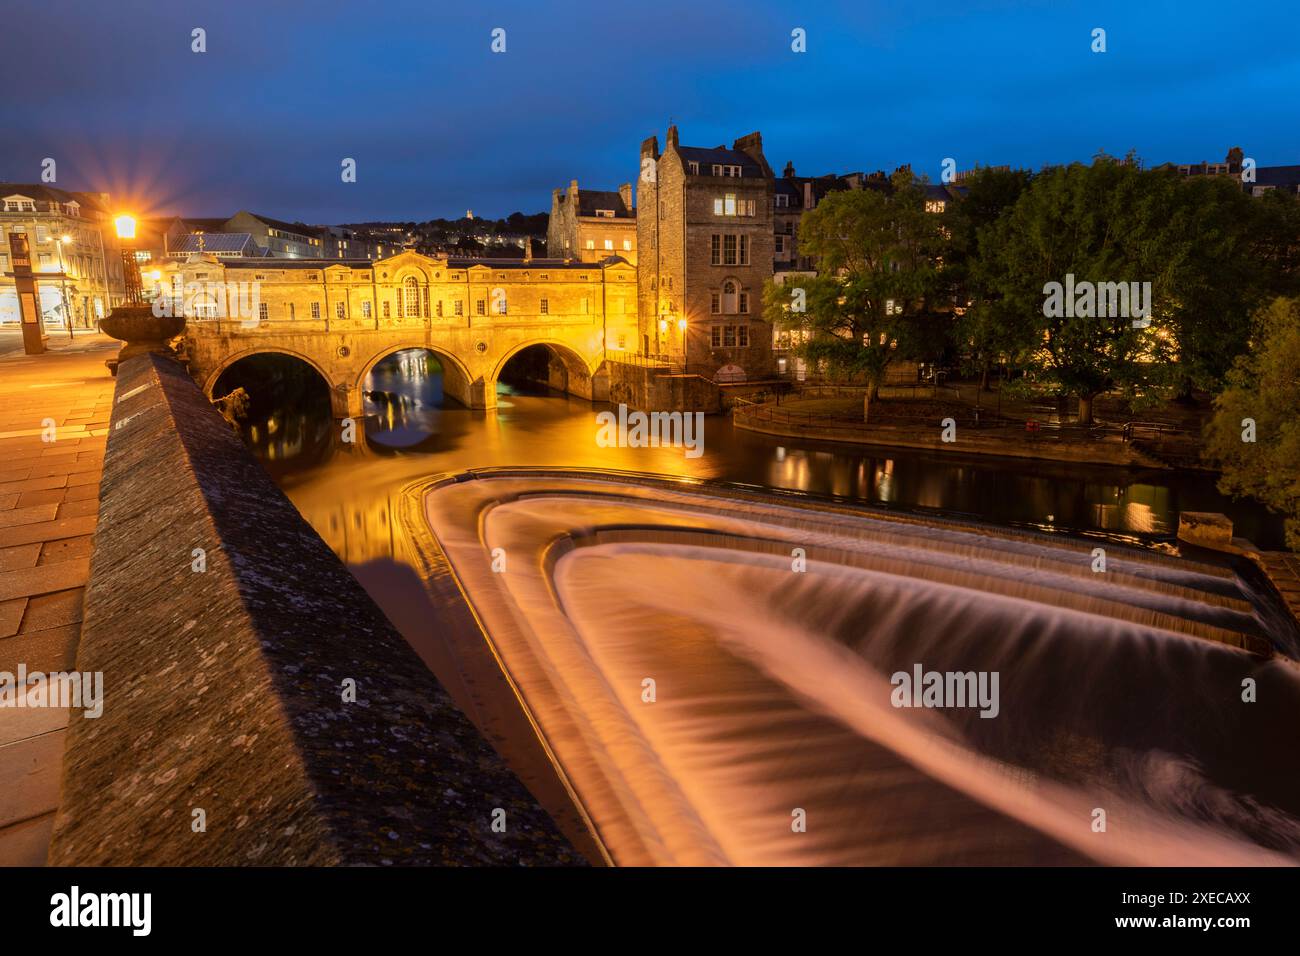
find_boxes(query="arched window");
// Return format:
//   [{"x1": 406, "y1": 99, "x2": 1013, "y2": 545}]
[
  {"x1": 722, "y1": 279, "x2": 739, "y2": 315},
  {"x1": 403, "y1": 276, "x2": 420, "y2": 317}
]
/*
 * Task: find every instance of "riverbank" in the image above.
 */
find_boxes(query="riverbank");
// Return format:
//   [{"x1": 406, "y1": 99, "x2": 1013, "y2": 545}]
[{"x1": 733, "y1": 391, "x2": 1208, "y2": 470}]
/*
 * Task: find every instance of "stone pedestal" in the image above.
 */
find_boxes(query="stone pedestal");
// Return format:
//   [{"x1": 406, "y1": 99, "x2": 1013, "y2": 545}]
[{"x1": 98, "y1": 305, "x2": 185, "y2": 375}]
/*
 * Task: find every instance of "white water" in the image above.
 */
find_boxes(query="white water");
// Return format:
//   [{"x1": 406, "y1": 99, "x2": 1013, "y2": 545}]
[{"x1": 425, "y1": 473, "x2": 1300, "y2": 866}]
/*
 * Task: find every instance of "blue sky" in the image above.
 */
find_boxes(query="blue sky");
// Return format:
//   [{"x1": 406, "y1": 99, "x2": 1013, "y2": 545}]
[{"x1": 2, "y1": 0, "x2": 1296, "y2": 222}]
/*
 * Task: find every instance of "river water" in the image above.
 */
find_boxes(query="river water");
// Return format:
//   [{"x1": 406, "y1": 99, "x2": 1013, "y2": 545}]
[
  {"x1": 247, "y1": 351, "x2": 1284, "y2": 560},
  {"x1": 229, "y1": 351, "x2": 1295, "y2": 865}
]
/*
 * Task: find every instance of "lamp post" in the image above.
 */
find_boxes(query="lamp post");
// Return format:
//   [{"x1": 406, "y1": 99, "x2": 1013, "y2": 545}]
[
  {"x1": 114, "y1": 214, "x2": 143, "y2": 306},
  {"x1": 54, "y1": 235, "x2": 73, "y2": 341},
  {"x1": 98, "y1": 213, "x2": 185, "y2": 376}
]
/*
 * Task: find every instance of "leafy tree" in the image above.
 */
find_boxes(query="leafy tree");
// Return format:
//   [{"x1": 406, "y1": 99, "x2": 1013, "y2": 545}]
[
  {"x1": 944, "y1": 166, "x2": 1033, "y2": 389},
  {"x1": 763, "y1": 171, "x2": 947, "y2": 422},
  {"x1": 1204, "y1": 297, "x2": 1300, "y2": 550},
  {"x1": 978, "y1": 155, "x2": 1178, "y2": 423}
]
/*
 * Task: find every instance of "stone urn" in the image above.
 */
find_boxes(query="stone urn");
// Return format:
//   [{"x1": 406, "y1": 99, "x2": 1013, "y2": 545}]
[{"x1": 100, "y1": 305, "x2": 185, "y2": 374}]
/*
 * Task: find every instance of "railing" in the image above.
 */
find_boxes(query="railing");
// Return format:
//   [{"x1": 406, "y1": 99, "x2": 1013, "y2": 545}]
[{"x1": 733, "y1": 395, "x2": 1192, "y2": 446}]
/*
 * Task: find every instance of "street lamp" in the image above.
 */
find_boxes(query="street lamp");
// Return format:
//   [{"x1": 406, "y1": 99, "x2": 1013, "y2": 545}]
[
  {"x1": 54, "y1": 235, "x2": 73, "y2": 340},
  {"x1": 114, "y1": 214, "x2": 142, "y2": 305}
]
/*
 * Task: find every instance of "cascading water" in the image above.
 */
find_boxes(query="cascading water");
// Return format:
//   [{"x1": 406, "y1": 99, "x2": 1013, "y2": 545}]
[{"x1": 421, "y1": 471, "x2": 1300, "y2": 866}]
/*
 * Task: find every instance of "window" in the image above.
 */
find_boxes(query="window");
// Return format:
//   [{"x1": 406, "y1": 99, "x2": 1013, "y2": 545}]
[
  {"x1": 258, "y1": 302, "x2": 269, "y2": 322},
  {"x1": 623, "y1": 239, "x2": 632, "y2": 251},
  {"x1": 710, "y1": 234, "x2": 721, "y2": 265},
  {"x1": 38, "y1": 253, "x2": 51, "y2": 269},
  {"x1": 311, "y1": 302, "x2": 321, "y2": 319},
  {"x1": 925, "y1": 200, "x2": 946, "y2": 214},
  {"x1": 36, "y1": 226, "x2": 49, "y2": 242},
  {"x1": 725, "y1": 194, "x2": 736, "y2": 216},
  {"x1": 403, "y1": 276, "x2": 420, "y2": 317},
  {"x1": 454, "y1": 300, "x2": 464, "y2": 316},
  {"x1": 604, "y1": 239, "x2": 613, "y2": 251},
  {"x1": 362, "y1": 300, "x2": 372, "y2": 318},
  {"x1": 776, "y1": 194, "x2": 789, "y2": 208},
  {"x1": 711, "y1": 326, "x2": 721, "y2": 347},
  {"x1": 422, "y1": 287, "x2": 429, "y2": 316},
  {"x1": 739, "y1": 235, "x2": 749, "y2": 265},
  {"x1": 739, "y1": 292, "x2": 749, "y2": 314},
  {"x1": 738, "y1": 325, "x2": 749, "y2": 347},
  {"x1": 586, "y1": 239, "x2": 595, "y2": 250},
  {"x1": 722, "y1": 280, "x2": 738, "y2": 314},
  {"x1": 724, "y1": 325, "x2": 737, "y2": 347},
  {"x1": 382, "y1": 301, "x2": 391, "y2": 318},
  {"x1": 595, "y1": 209, "x2": 615, "y2": 218},
  {"x1": 436, "y1": 300, "x2": 443, "y2": 317},
  {"x1": 710, "y1": 292, "x2": 720, "y2": 314},
  {"x1": 723, "y1": 235, "x2": 737, "y2": 266},
  {"x1": 688, "y1": 161, "x2": 699, "y2": 175},
  {"x1": 289, "y1": 303, "x2": 295, "y2": 320},
  {"x1": 336, "y1": 302, "x2": 346, "y2": 319},
  {"x1": 540, "y1": 298, "x2": 549, "y2": 314},
  {"x1": 476, "y1": 299, "x2": 485, "y2": 316},
  {"x1": 775, "y1": 235, "x2": 786, "y2": 254}
]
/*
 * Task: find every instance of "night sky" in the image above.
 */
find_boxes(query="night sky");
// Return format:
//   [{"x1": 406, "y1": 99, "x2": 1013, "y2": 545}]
[{"x1": 3, "y1": 0, "x2": 1297, "y2": 223}]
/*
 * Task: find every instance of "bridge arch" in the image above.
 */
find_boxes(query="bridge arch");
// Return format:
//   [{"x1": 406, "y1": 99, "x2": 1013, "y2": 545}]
[
  {"x1": 202, "y1": 345, "x2": 337, "y2": 398},
  {"x1": 490, "y1": 339, "x2": 602, "y2": 402},
  {"x1": 355, "y1": 343, "x2": 476, "y2": 409}
]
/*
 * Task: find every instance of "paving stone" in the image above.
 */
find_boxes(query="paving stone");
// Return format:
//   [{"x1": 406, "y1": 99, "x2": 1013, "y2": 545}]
[
  {"x1": 55, "y1": 499, "x2": 98, "y2": 520},
  {"x1": 0, "y1": 545, "x2": 41, "y2": 573},
  {"x1": 38, "y1": 537, "x2": 93, "y2": 565},
  {"x1": 18, "y1": 589, "x2": 83, "y2": 633},
  {"x1": 0, "y1": 504, "x2": 59, "y2": 530},
  {"x1": 0, "y1": 560, "x2": 91, "y2": 602},
  {"x1": 0, "y1": 598, "x2": 25, "y2": 638},
  {"x1": 15, "y1": 489, "x2": 66, "y2": 509},
  {"x1": 0, "y1": 516, "x2": 97, "y2": 549}
]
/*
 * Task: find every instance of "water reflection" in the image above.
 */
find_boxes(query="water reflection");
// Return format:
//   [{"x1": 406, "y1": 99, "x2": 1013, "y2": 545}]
[{"x1": 240, "y1": 360, "x2": 1285, "y2": 569}]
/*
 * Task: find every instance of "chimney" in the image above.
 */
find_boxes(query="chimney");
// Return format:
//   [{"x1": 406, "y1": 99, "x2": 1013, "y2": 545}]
[
  {"x1": 640, "y1": 134, "x2": 660, "y2": 161},
  {"x1": 666, "y1": 125, "x2": 679, "y2": 149},
  {"x1": 783, "y1": 161, "x2": 795, "y2": 178},
  {"x1": 732, "y1": 131, "x2": 772, "y2": 177},
  {"x1": 618, "y1": 182, "x2": 633, "y2": 213}
]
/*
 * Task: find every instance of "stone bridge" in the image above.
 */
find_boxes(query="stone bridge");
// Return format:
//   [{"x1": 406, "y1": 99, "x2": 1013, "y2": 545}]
[{"x1": 185, "y1": 315, "x2": 616, "y2": 418}]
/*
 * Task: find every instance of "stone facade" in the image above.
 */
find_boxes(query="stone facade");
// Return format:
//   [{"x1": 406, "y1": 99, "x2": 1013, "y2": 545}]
[
  {"x1": 0, "y1": 184, "x2": 127, "y2": 328},
  {"x1": 159, "y1": 249, "x2": 638, "y2": 414},
  {"x1": 637, "y1": 127, "x2": 776, "y2": 380},
  {"x1": 546, "y1": 180, "x2": 636, "y2": 265}
]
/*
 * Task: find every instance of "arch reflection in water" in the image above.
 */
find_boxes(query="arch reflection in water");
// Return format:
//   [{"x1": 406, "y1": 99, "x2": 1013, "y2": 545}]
[
  {"x1": 363, "y1": 348, "x2": 453, "y2": 451},
  {"x1": 211, "y1": 352, "x2": 334, "y2": 466},
  {"x1": 421, "y1": 470, "x2": 1300, "y2": 867}
]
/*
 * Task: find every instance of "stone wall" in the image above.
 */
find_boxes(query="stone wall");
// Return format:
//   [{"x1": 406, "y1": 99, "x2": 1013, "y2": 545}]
[{"x1": 48, "y1": 352, "x2": 583, "y2": 866}]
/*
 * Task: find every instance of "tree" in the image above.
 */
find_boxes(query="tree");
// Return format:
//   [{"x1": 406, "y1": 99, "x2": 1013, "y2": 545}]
[
  {"x1": 944, "y1": 166, "x2": 1033, "y2": 390},
  {"x1": 763, "y1": 172, "x2": 947, "y2": 422},
  {"x1": 979, "y1": 155, "x2": 1178, "y2": 424},
  {"x1": 1204, "y1": 297, "x2": 1300, "y2": 550}
]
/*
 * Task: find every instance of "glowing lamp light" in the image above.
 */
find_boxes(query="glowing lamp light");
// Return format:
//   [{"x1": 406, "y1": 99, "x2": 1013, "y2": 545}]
[
  {"x1": 144, "y1": 270, "x2": 162, "y2": 282},
  {"x1": 114, "y1": 214, "x2": 137, "y2": 240},
  {"x1": 677, "y1": 318, "x2": 687, "y2": 332},
  {"x1": 60, "y1": 234, "x2": 72, "y2": 244},
  {"x1": 658, "y1": 318, "x2": 668, "y2": 333}
]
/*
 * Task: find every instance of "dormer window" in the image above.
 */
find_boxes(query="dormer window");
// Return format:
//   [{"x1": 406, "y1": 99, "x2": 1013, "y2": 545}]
[
  {"x1": 775, "y1": 194, "x2": 790, "y2": 208},
  {"x1": 4, "y1": 196, "x2": 36, "y2": 212},
  {"x1": 688, "y1": 161, "x2": 700, "y2": 175},
  {"x1": 595, "y1": 209, "x2": 615, "y2": 218}
]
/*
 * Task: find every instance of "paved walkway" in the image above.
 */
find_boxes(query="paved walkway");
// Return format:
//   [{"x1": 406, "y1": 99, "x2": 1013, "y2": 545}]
[{"x1": 0, "y1": 332, "x2": 117, "y2": 865}]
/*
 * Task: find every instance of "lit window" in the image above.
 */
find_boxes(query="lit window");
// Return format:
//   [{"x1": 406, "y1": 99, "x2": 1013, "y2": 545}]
[
  {"x1": 724, "y1": 193, "x2": 736, "y2": 216},
  {"x1": 454, "y1": 301, "x2": 463, "y2": 316},
  {"x1": 403, "y1": 276, "x2": 420, "y2": 317},
  {"x1": 622, "y1": 239, "x2": 632, "y2": 251},
  {"x1": 382, "y1": 301, "x2": 390, "y2": 318},
  {"x1": 311, "y1": 302, "x2": 321, "y2": 319},
  {"x1": 586, "y1": 239, "x2": 595, "y2": 250},
  {"x1": 476, "y1": 299, "x2": 485, "y2": 315},
  {"x1": 258, "y1": 302, "x2": 269, "y2": 322},
  {"x1": 604, "y1": 239, "x2": 613, "y2": 250},
  {"x1": 336, "y1": 302, "x2": 346, "y2": 319},
  {"x1": 362, "y1": 301, "x2": 372, "y2": 318},
  {"x1": 540, "y1": 298, "x2": 549, "y2": 314}
]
